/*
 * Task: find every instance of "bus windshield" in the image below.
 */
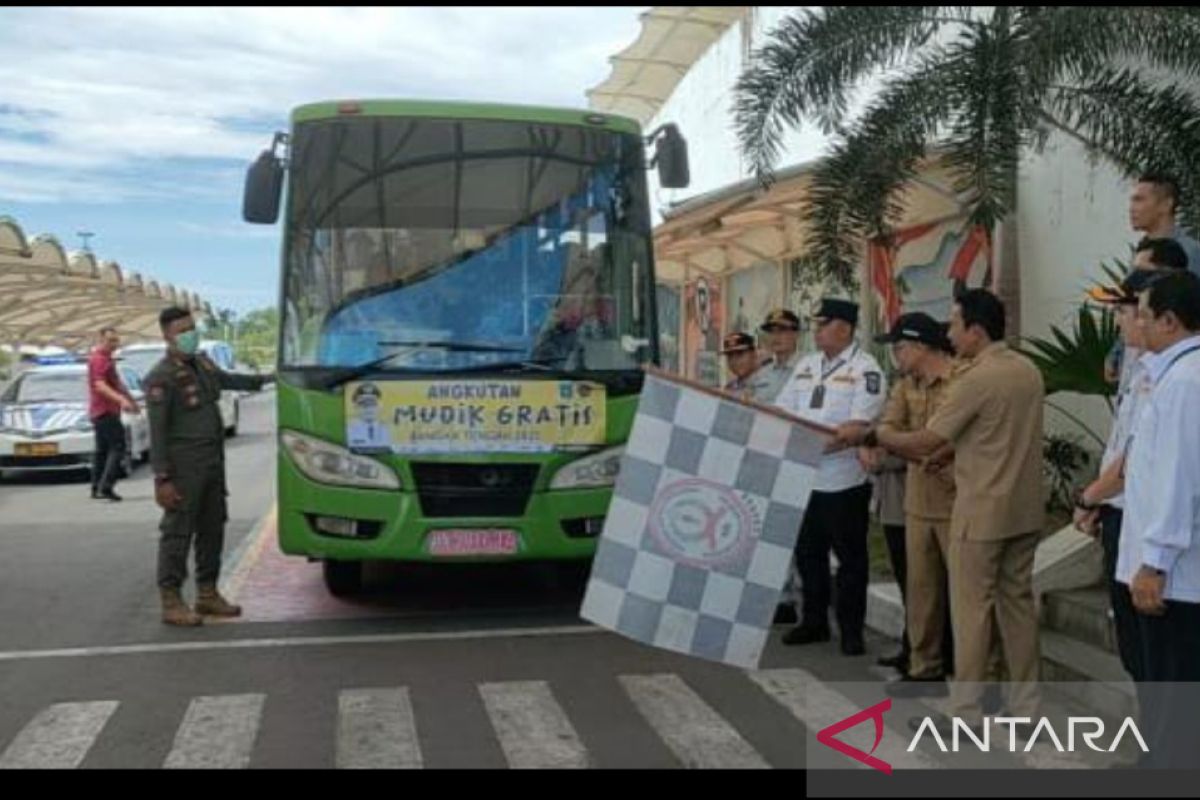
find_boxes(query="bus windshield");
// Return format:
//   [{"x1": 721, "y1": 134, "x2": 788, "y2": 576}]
[{"x1": 280, "y1": 116, "x2": 655, "y2": 375}]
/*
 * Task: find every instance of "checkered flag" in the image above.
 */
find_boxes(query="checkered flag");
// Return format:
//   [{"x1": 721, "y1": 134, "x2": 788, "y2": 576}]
[{"x1": 580, "y1": 367, "x2": 831, "y2": 669}]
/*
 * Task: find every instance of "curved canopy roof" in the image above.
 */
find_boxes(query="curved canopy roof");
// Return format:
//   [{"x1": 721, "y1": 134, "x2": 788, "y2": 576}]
[
  {"x1": 586, "y1": 6, "x2": 748, "y2": 125},
  {"x1": 0, "y1": 215, "x2": 213, "y2": 350}
]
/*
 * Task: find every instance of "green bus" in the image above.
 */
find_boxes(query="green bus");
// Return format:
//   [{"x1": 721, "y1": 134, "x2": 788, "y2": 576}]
[{"x1": 243, "y1": 99, "x2": 688, "y2": 596}]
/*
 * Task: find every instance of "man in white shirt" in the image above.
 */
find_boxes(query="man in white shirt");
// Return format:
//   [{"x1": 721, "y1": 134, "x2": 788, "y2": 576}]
[
  {"x1": 1122, "y1": 270, "x2": 1200, "y2": 768},
  {"x1": 347, "y1": 382, "x2": 393, "y2": 451},
  {"x1": 774, "y1": 298, "x2": 887, "y2": 655},
  {"x1": 1077, "y1": 265, "x2": 1185, "y2": 683}
]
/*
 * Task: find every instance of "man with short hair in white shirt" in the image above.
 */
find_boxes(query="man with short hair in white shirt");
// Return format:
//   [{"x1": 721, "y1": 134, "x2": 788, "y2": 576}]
[
  {"x1": 1075, "y1": 267, "x2": 1178, "y2": 682},
  {"x1": 1122, "y1": 269, "x2": 1200, "y2": 768},
  {"x1": 774, "y1": 298, "x2": 887, "y2": 655}
]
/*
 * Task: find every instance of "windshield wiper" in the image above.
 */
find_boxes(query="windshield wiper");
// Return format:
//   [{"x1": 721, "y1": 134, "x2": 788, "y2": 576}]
[
  {"x1": 317, "y1": 340, "x2": 527, "y2": 390},
  {"x1": 448, "y1": 356, "x2": 568, "y2": 373}
]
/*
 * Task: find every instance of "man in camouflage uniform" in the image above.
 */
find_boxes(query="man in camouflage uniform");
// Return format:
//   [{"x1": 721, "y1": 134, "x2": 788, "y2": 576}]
[{"x1": 146, "y1": 307, "x2": 274, "y2": 626}]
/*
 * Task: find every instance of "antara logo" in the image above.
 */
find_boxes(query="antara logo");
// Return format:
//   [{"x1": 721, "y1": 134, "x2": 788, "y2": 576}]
[
  {"x1": 817, "y1": 701, "x2": 1150, "y2": 773},
  {"x1": 817, "y1": 699, "x2": 893, "y2": 774},
  {"x1": 907, "y1": 716, "x2": 1150, "y2": 754}
]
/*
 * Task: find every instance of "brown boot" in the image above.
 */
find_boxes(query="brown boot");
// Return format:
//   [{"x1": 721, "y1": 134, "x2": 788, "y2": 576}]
[
  {"x1": 195, "y1": 584, "x2": 242, "y2": 618},
  {"x1": 160, "y1": 588, "x2": 203, "y2": 627}
]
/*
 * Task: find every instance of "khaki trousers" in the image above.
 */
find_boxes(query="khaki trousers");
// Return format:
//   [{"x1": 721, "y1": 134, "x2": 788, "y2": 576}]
[
  {"x1": 947, "y1": 531, "x2": 1042, "y2": 723},
  {"x1": 905, "y1": 515, "x2": 952, "y2": 678}
]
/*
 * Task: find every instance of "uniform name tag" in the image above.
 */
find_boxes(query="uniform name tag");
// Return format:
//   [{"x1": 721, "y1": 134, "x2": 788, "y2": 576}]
[{"x1": 810, "y1": 384, "x2": 826, "y2": 409}]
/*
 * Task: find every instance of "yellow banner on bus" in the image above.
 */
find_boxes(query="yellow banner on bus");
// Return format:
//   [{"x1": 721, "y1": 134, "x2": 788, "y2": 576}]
[{"x1": 345, "y1": 379, "x2": 607, "y2": 454}]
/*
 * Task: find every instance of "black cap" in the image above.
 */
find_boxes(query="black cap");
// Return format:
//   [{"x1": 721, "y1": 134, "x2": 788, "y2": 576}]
[
  {"x1": 813, "y1": 298, "x2": 859, "y2": 326},
  {"x1": 352, "y1": 383, "x2": 383, "y2": 403},
  {"x1": 875, "y1": 312, "x2": 952, "y2": 350},
  {"x1": 720, "y1": 332, "x2": 757, "y2": 354},
  {"x1": 760, "y1": 308, "x2": 800, "y2": 332}
]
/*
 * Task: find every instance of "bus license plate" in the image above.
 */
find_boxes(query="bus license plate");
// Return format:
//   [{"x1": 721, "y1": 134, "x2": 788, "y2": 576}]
[
  {"x1": 427, "y1": 530, "x2": 519, "y2": 556},
  {"x1": 15, "y1": 442, "x2": 59, "y2": 457}
]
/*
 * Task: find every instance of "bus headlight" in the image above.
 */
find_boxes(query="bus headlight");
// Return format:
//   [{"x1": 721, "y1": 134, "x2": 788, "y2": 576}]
[
  {"x1": 280, "y1": 430, "x2": 401, "y2": 490},
  {"x1": 550, "y1": 445, "x2": 624, "y2": 490}
]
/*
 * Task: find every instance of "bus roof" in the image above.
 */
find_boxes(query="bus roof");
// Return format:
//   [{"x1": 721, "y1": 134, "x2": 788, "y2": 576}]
[{"x1": 290, "y1": 99, "x2": 642, "y2": 136}]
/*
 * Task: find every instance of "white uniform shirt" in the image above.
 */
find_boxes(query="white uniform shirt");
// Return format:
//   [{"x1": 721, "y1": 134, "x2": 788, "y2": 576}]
[
  {"x1": 1101, "y1": 346, "x2": 1152, "y2": 510},
  {"x1": 1119, "y1": 335, "x2": 1200, "y2": 601},
  {"x1": 775, "y1": 343, "x2": 887, "y2": 493},
  {"x1": 348, "y1": 418, "x2": 393, "y2": 450}
]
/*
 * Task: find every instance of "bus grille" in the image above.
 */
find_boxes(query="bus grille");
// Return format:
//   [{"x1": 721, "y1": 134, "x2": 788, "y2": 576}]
[{"x1": 410, "y1": 463, "x2": 540, "y2": 518}]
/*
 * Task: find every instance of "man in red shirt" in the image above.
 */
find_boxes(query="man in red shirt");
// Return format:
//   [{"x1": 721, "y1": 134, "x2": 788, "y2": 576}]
[{"x1": 88, "y1": 327, "x2": 139, "y2": 501}]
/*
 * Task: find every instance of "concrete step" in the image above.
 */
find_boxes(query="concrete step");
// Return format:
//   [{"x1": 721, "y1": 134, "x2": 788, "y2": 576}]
[
  {"x1": 1040, "y1": 629, "x2": 1137, "y2": 720},
  {"x1": 1040, "y1": 586, "x2": 1115, "y2": 653}
]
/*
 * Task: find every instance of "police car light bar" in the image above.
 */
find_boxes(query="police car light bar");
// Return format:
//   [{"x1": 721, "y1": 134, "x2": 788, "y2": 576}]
[{"x1": 34, "y1": 355, "x2": 86, "y2": 365}]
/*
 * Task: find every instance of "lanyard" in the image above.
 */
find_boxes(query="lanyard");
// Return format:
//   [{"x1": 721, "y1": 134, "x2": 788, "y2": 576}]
[
  {"x1": 1124, "y1": 344, "x2": 1200, "y2": 467},
  {"x1": 819, "y1": 345, "x2": 858, "y2": 384},
  {"x1": 809, "y1": 345, "x2": 857, "y2": 411},
  {"x1": 1154, "y1": 344, "x2": 1200, "y2": 386}
]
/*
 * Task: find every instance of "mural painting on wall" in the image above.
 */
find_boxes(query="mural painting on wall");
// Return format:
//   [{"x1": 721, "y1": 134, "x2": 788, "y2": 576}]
[
  {"x1": 655, "y1": 283, "x2": 681, "y2": 374},
  {"x1": 684, "y1": 275, "x2": 723, "y2": 386},
  {"x1": 872, "y1": 218, "x2": 991, "y2": 328},
  {"x1": 727, "y1": 261, "x2": 781, "y2": 345}
]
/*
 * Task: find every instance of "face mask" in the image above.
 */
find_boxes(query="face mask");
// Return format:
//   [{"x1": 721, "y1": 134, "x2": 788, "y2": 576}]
[{"x1": 175, "y1": 330, "x2": 200, "y2": 355}]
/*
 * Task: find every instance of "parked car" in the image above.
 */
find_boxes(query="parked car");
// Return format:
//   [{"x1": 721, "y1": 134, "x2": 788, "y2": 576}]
[{"x1": 0, "y1": 360, "x2": 150, "y2": 480}]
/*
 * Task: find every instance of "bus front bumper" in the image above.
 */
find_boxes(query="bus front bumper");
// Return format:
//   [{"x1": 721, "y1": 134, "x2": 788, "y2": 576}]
[{"x1": 276, "y1": 454, "x2": 612, "y2": 563}]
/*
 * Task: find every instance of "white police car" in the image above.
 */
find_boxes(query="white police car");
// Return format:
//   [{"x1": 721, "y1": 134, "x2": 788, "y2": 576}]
[
  {"x1": 116, "y1": 340, "x2": 242, "y2": 436},
  {"x1": 0, "y1": 358, "x2": 151, "y2": 479}
]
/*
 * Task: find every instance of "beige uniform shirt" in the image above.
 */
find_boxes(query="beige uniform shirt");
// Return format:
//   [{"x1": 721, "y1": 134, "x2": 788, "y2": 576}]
[
  {"x1": 926, "y1": 343, "x2": 1045, "y2": 541},
  {"x1": 878, "y1": 368, "x2": 957, "y2": 521}
]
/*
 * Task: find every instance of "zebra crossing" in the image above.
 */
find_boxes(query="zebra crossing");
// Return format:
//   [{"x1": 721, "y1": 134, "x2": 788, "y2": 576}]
[
  {"x1": 0, "y1": 667, "x2": 929, "y2": 770},
  {"x1": 0, "y1": 666, "x2": 1120, "y2": 770}
]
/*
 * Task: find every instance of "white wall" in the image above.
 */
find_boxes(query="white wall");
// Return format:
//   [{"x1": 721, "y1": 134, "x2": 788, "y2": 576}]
[
  {"x1": 641, "y1": 6, "x2": 1145, "y2": 440},
  {"x1": 646, "y1": 6, "x2": 830, "y2": 225},
  {"x1": 1018, "y1": 130, "x2": 1137, "y2": 441}
]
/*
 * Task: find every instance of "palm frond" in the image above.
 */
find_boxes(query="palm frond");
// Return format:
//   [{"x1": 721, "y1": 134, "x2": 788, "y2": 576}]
[
  {"x1": 799, "y1": 51, "x2": 963, "y2": 280},
  {"x1": 1017, "y1": 6, "x2": 1200, "y2": 87},
  {"x1": 939, "y1": 11, "x2": 1042, "y2": 232},
  {"x1": 733, "y1": 6, "x2": 972, "y2": 182},
  {"x1": 1046, "y1": 67, "x2": 1200, "y2": 230},
  {"x1": 1017, "y1": 304, "x2": 1118, "y2": 398}
]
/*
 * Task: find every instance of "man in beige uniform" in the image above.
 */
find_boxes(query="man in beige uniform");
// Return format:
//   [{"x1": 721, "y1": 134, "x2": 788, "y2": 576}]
[
  {"x1": 835, "y1": 289, "x2": 1044, "y2": 734},
  {"x1": 870, "y1": 312, "x2": 958, "y2": 695}
]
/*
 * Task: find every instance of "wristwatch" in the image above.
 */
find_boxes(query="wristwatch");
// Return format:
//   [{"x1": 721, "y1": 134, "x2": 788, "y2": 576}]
[
  {"x1": 1141, "y1": 565, "x2": 1166, "y2": 577},
  {"x1": 862, "y1": 427, "x2": 879, "y2": 449},
  {"x1": 1074, "y1": 492, "x2": 1099, "y2": 512}
]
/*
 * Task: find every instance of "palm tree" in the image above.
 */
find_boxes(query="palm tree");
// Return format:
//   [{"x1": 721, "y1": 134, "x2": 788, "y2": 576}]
[{"x1": 734, "y1": 6, "x2": 1200, "y2": 334}]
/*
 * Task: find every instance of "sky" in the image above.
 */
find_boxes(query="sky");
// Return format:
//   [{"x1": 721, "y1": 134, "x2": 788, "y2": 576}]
[{"x1": 0, "y1": 6, "x2": 646, "y2": 314}]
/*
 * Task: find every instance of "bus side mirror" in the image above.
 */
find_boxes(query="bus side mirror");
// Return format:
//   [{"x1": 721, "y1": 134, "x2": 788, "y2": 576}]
[
  {"x1": 243, "y1": 134, "x2": 287, "y2": 224},
  {"x1": 650, "y1": 124, "x2": 690, "y2": 189}
]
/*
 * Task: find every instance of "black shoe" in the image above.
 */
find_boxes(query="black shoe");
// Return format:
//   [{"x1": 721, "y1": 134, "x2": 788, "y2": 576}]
[
  {"x1": 840, "y1": 632, "x2": 866, "y2": 656},
  {"x1": 90, "y1": 487, "x2": 100, "y2": 499},
  {"x1": 885, "y1": 673, "x2": 949, "y2": 698},
  {"x1": 781, "y1": 625, "x2": 831, "y2": 646},
  {"x1": 100, "y1": 490, "x2": 122, "y2": 502},
  {"x1": 773, "y1": 604, "x2": 798, "y2": 625},
  {"x1": 876, "y1": 650, "x2": 909, "y2": 672}
]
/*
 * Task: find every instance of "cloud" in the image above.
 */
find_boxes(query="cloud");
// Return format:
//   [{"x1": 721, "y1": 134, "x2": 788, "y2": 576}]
[{"x1": 0, "y1": 6, "x2": 646, "y2": 203}]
